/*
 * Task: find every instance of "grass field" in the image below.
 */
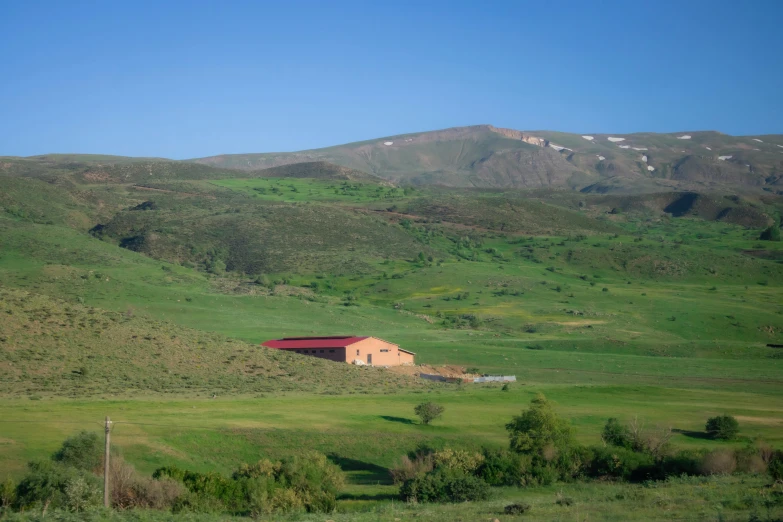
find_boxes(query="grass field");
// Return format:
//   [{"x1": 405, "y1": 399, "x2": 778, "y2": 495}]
[
  {"x1": 209, "y1": 178, "x2": 409, "y2": 204},
  {"x1": 1, "y1": 163, "x2": 783, "y2": 519},
  {"x1": 2, "y1": 385, "x2": 782, "y2": 519}
]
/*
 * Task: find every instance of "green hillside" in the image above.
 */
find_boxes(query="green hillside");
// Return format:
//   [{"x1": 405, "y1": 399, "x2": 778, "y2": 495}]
[
  {"x1": 1, "y1": 151, "x2": 783, "y2": 521},
  {"x1": 0, "y1": 287, "x2": 426, "y2": 398}
]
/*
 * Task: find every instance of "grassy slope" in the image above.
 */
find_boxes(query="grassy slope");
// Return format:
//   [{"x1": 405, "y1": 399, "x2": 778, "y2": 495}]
[
  {"x1": 0, "y1": 287, "x2": 428, "y2": 399},
  {"x1": 1, "y1": 167, "x2": 783, "y2": 519},
  {"x1": 190, "y1": 126, "x2": 783, "y2": 191}
]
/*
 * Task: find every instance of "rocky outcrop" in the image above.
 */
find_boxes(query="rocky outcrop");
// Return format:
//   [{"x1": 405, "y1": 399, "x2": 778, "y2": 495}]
[{"x1": 487, "y1": 125, "x2": 549, "y2": 147}]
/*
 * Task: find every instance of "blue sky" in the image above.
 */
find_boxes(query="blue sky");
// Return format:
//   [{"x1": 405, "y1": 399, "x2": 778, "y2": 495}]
[{"x1": 1, "y1": 0, "x2": 781, "y2": 158}]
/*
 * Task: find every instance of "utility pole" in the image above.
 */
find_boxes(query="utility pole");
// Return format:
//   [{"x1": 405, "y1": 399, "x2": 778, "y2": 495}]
[{"x1": 104, "y1": 416, "x2": 111, "y2": 508}]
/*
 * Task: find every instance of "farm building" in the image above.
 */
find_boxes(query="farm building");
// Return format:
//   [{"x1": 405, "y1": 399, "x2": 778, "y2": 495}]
[{"x1": 261, "y1": 336, "x2": 414, "y2": 366}]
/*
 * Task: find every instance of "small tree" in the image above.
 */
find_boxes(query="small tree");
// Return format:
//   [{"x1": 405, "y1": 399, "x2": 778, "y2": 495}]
[
  {"x1": 414, "y1": 402, "x2": 444, "y2": 425},
  {"x1": 706, "y1": 415, "x2": 740, "y2": 440},
  {"x1": 769, "y1": 450, "x2": 783, "y2": 482},
  {"x1": 505, "y1": 393, "x2": 573, "y2": 456},
  {"x1": 602, "y1": 418, "x2": 632, "y2": 448},
  {"x1": 759, "y1": 224, "x2": 781, "y2": 242},
  {"x1": 1, "y1": 479, "x2": 16, "y2": 509},
  {"x1": 52, "y1": 431, "x2": 102, "y2": 471}
]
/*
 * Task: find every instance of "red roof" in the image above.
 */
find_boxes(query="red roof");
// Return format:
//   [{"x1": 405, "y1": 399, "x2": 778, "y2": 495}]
[{"x1": 261, "y1": 336, "x2": 369, "y2": 349}]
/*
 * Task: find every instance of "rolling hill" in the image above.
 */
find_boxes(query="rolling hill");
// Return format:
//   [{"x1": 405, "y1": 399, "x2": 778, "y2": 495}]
[{"x1": 191, "y1": 125, "x2": 783, "y2": 192}]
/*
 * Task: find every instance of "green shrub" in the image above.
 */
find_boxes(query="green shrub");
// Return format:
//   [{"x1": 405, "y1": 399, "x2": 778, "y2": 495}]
[
  {"x1": 414, "y1": 402, "x2": 444, "y2": 425},
  {"x1": 14, "y1": 460, "x2": 101, "y2": 511},
  {"x1": 389, "y1": 452, "x2": 434, "y2": 485},
  {"x1": 555, "y1": 494, "x2": 574, "y2": 506},
  {"x1": 1, "y1": 478, "x2": 16, "y2": 510},
  {"x1": 506, "y1": 393, "x2": 573, "y2": 457},
  {"x1": 588, "y1": 446, "x2": 654, "y2": 481},
  {"x1": 602, "y1": 418, "x2": 632, "y2": 448},
  {"x1": 735, "y1": 444, "x2": 768, "y2": 474},
  {"x1": 654, "y1": 450, "x2": 703, "y2": 479},
  {"x1": 63, "y1": 476, "x2": 101, "y2": 512},
  {"x1": 51, "y1": 431, "x2": 102, "y2": 471},
  {"x1": 759, "y1": 224, "x2": 780, "y2": 241},
  {"x1": 505, "y1": 502, "x2": 531, "y2": 514},
  {"x1": 705, "y1": 415, "x2": 740, "y2": 440},
  {"x1": 505, "y1": 394, "x2": 588, "y2": 484},
  {"x1": 156, "y1": 451, "x2": 344, "y2": 515},
  {"x1": 769, "y1": 451, "x2": 783, "y2": 482},
  {"x1": 432, "y1": 448, "x2": 484, "y2": 474},
  {"x1": 399, "y1": 468, "x2": 490, "y2": 503},
  {"x1": 476, "y1": 449, "x2": 526, "y2": 486}
]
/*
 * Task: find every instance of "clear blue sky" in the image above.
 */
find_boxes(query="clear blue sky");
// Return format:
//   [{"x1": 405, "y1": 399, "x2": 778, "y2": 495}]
[{"x1": 1, "y1": 0, "x2": 781, "y2": 158}]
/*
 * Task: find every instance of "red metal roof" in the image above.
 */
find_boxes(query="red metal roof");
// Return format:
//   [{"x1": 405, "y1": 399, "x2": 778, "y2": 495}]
[{"x1": 261, "y1": 336, "x2": 369, "y2": 349}]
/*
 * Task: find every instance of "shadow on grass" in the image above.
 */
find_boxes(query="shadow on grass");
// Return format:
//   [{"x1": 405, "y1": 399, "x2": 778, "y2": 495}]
[
  {"x1": 337, "y1": 492, "x2": 399, "y2": 501},
  {"x1": 327, "y1": 454, "x2": 391, "y2": 485},
  {"x1": 673, "y1": 428, "x2": 712, "y2": 440},
  {"x1": 379, "y1": 415, "x2": 415, "y2": 425}
]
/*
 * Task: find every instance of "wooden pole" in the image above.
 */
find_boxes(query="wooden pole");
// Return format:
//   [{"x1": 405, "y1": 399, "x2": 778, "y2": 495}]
[{"x1": 103, "y1": 416, "x2": 111, "y2": 508}]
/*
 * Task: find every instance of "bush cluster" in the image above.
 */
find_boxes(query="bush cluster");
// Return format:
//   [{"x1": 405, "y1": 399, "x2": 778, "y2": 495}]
[
  {"x1": 394, "y1": 395, "x2": 780, "y2": 505},
  {"x1": 10, "y1": 432, "x2": 186, "y2": 514},
  {"x1": 399, "y1": 468, "x2": 490, "y2": 503},
  {"x1": 396, "y1": 448, "x2": 490, "y2": 503},
  {"x1": 154, "y1": 451, "x2": 344, "y2": 515},
  {"x1": 705, "y1": 415, "x2": 740, "y2": 440},
  {"x1": 13, "y1": 432, "x2": 104, "y2": 512},
  {"x1": 414, "y1": 402, "x2": 444, "y2": 425},
  {"x1": 6, "y1": 432, "x2": 344, "y2": 517}
]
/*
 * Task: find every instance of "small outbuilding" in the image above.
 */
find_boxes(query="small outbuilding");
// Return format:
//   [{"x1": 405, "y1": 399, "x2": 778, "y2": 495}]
[{"x1": 261, "y1": 336, "x2": 414, "y2": 366}]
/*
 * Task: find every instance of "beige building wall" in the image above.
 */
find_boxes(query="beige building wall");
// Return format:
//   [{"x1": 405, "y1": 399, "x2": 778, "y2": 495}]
[
  {"x1": 350, "y1": 337, "x2": 413, "y2": 366},
  {"x1": 280, "y1": 337, "x2": 414, "y2": 366}
]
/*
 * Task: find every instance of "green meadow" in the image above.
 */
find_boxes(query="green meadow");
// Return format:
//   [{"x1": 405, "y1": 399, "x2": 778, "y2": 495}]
[
  {"x1": 210, "y1": 178, "x2": 410, "y2": 204},
  {"x1": 1, "y1": 167, "x2": 782, "y2": 519}
]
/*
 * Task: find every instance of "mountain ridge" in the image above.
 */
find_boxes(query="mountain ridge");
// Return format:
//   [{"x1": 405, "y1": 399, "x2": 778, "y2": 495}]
[
  {"x1": 5, "y1": 124, "x2": 783, "y2": 193},
  {"x1": 188, "y1": 125, "x2": 783, "y2": 192}
]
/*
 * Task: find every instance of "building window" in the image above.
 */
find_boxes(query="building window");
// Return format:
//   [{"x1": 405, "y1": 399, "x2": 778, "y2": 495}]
[
  {"x1": 311, "y1": 350, "x2": 317, "y2": 353},
  {"x1": 329, "y1": 349, "x2": 335, "y2": 353},
  {"x1": 380, "y1": 349, "x2": 389, "y2": 352},
  {"x1": 356, "y1": 349, "x2": 360, "y2": 356},
  {"x1": 320, "y1": 350, "x2": 324, "y2": 353}
]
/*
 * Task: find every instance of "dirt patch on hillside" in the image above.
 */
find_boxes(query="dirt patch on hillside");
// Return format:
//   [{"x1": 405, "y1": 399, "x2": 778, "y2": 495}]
[
  {"x1": 387, "y1": 364, "x2": 473, "y2": 379},
  {"x1": 553, "y1": 320, "x2": 606, "y2": 326},
  {"x1": 735, "y1": 416, "x2": 783, "y2": 426},
  {"x1": 132, "y1": 185, "x2": 213, "y2": 198},
  {"x1": 83, "y1": 171, "x2": 114, "y2": 182}
]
